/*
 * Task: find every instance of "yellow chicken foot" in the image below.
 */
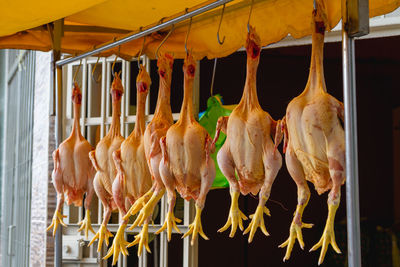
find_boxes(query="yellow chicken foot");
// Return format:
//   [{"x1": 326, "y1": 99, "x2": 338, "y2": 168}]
[
  {"x1": 77, "y1": 210, "x2": 95, "y2": 239},
  {"x1": 123, "y1": 190, "x2": 153, "y2": 221},
  {"x1": 103, "y1": 223, "x2": 129, "y2": 265},
  {"x1": 309, "y1": 203, "x2": 341, "y2": 265},
  {"x1": 279, "y1": 204, "x2": 313, "y2": 261},
  {"x1": 128, "y1": 189, "x2": 165, "y2": 231},
  {"x1": 243, "y1": 204, "x2": 270, "y2": 243},
  {"x1": 155, "y1": 211, "x2": 182, "y2": 241},
  {"x1": 128, "y1": 222, "x2": 151, "y2": 256},
  {"x1": 46, "y1": 210, "x2": 67, "y2": 236},
  {"x1": 88, "y1": 223, "x2": 113, "y2": 252},
  {"x1": 218, "y1": 191, "x2": 247, "y2": 237},
  {"x1": 182, "y1": 205, "x2": 208, "y2": 245}
]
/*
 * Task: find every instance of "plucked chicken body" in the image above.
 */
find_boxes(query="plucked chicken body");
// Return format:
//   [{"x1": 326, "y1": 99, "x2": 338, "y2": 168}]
[
  {"x1": 159, "y1": 53, "x2": 215, "y2": 244},
  {"x1": 279, "y1": 7, "x2": 345, "y2": 265},
  {"x1": 47, "y1": 83, "x2": 96, "y2": 238},
  {"x1": 123, "y1": 54, "x2": 176, "y2": 253},
  {"x1": 88, "y1": 73, "x2": 125, "y2": 252},
  {"x1": 104, "y1": 65, "x2": 153, "y2": 264},
  {"x1": 215, "y1": 27, "x2": 282, "y2": 242}
]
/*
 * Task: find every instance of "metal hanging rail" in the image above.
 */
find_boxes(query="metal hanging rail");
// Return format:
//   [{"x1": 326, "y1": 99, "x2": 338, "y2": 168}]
[{"x1": 56, "y1": 0, "x2": 233, "y2": 66}]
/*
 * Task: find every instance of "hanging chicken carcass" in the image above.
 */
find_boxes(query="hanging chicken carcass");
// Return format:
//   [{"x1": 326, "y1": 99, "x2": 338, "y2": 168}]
[
  {"x1": 101, "y1": 65, "x2": 153, "y2": 264},
  {"x1": 88, "y1": 73, "x2": 125, "y2": 252},
  {"x1": 278, "y1": 6, "x2": 345, "y2": 265},
  {"x1": 214, "y1": 26, "x2": 282, "y2": 242},
  {"x1": 158, "y1": 53, "x2": 216, "y2": 245},
  {"x1": 47, "y1": 83, "x2": 96, "y2": 239},
  {"x1": 123, "y1": 54, "x2": 176, "y2": 252}
]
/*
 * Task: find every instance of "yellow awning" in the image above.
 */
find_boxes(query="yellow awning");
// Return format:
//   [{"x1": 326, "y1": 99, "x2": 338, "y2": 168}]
[{"x1": 1, "y1": 0, "x2": 400, "y2": 60}]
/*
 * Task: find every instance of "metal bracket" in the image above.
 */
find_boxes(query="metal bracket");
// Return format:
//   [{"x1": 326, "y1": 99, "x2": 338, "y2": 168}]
[{"x1": 342, "y1": 0, "x2": 370, "y2": 37}]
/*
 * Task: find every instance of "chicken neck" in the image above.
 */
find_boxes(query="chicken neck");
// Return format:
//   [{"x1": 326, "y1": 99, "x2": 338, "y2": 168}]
[
  {"x1": 109, "y1": 97, "x2": 122, "y2": 138},
  {"x1": 239, "y1": 40, "x2": 261, "y2": 110},
  {"x1": 178, "y1": 69, "x2": 195, "y2": 124},
  {"x1": 132, "y1": 90, "x2": 147, "y2": 136},
  {"x1": 71, "y1": 101, "x2": 83, "y2": 138},
  {"x1": 302, "y1": 16, "x2": 327, "y2": 97},
  {"x1": 154, "y1": 74, "x2": 172, "y2": 120}
]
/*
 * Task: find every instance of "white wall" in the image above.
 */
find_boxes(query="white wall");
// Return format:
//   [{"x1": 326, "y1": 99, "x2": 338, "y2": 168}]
[{"x1": 30, "y1": 51, "x2": 51, "y2": 267}]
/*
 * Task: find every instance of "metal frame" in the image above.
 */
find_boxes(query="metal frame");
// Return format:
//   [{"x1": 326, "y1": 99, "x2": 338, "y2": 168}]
[
  {"x1": 48, "y1": 1, "x2": 369, "y2": 267},
  {"x1": 55, "y1": 0, "x2": 234, "y2": 67},
  {"x1": 59, "y1": 56, "x2": 200, "y2": 267}
]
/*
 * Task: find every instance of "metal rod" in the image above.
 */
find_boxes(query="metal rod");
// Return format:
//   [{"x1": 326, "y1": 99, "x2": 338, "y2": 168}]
[
  {"x1": 56, "y1": 0, "x2": 233, "y2": 66},
  {"x1": 342, "y1": 24, "x2": 362, "y2": 267},
  {"x1": 55, "y1": 63, "x2": 63, "y2": 267}
]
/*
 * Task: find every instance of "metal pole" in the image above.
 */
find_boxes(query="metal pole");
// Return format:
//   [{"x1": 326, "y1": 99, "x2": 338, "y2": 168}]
[
  {"x1": 54, "y1": 58, "x2": 63, "y2": 267},
  {"x1": 342, "y1": 24, "x2": 362, "y2": 267},
  {"x1": 56, "y1": 0, "x2": 233, "y2": 67}
]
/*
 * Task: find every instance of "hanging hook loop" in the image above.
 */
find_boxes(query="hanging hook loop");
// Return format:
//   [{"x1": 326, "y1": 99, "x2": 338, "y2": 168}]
[
  {"x1": 137, "y1": 31, "x2": 146, "y2": 68},
  {"x1": 91, "y1": 56, "x2": 102, "y2": 83},
  {"x1": 73, "y1": 59, "x2": 82, "y2": 84},
  {"x1": 156, "y1": 25, "x2": 175, "y2": 59},
  {"x1": 217, "y1": 4, "x2": 226, "y2": 45},
  {"x1": 247, "y1": 0, "x2": 254, "y2": 32},
  {"x1": 112, "y1": 44, "x2": 120, "y2": 77},
  {"x1": 184, "y1": 8, "x2": 193, "y2": 55},
  {"x1": 210, "y1": 58, "x2": 218, "y2": 96}
]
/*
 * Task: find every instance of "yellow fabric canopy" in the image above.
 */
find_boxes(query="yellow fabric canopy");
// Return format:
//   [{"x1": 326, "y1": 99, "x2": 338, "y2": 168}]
[{"x1": 1, "y1": 0, "x2": 400, "y2": 60}]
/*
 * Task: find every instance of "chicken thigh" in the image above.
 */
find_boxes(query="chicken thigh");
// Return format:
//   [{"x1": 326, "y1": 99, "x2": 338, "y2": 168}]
[
  {"x1": 123, "y1": 54, "x2": 176, "y2": 252},
  {"x1": 214, "y1": 27, "x2": 282, "y2": 242},
  {"x1": 47, "y1": 83, "x2": 96, "y2": 238},
  {"x1": 159, "y1": 53, "x2": 216, "y2": 245},
  {"x1": 279, "y1": 7, "x2": 345, "y2": 265},
  {"x1": 88, "y1": 73, "x2": 125, "y2": 252}
]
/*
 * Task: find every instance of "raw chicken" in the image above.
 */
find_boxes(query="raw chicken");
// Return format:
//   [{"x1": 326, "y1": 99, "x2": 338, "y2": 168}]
[
  {"x1": 88, "y1": 73, "x2": 125, "y2": 252},
  {"x1": 159, "y1": 53, "x2": 216, "y2": 245},
  {"x1": 278, "y1": 7, "x2": 345, "y2": 265},
  {"x1": 47, "y1": 83, "x2": 96, "y2": 239},
  {"x1": 123, "y1": 54, "x2": 176, "y2": 255},
  {"x1": 214, "y1": 26, "x2": 282, "y2": 242},
  {"x1": 103, "y1": 64, "x2": 153, "y2": 264}
]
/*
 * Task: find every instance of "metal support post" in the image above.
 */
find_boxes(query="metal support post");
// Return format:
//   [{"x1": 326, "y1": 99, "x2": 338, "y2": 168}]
[{"x1": 342, "y1": 1, "x2": 369, "y2": 266}]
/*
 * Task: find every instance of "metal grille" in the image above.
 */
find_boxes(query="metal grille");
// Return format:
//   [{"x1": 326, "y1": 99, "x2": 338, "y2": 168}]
[
  {"x1": 1, "y1": 50, "x2": 35, "y2": 267},
  {"x1": 61, "y1": 56, "x2": 198, "y2": 267}
]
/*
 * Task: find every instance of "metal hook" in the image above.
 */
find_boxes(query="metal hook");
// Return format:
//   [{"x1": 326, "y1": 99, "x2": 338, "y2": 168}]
[
  {"x1": 91, "y1": 56, "x2": 102, "y2": 83},
  {"x1": 156, "y1": 25, "x2": 175, "y2": 59},
  {"x1": 217, "y1": 4, "x2": 226, "y2": 45},
  {"x1": 111, "y1": 45, "x2": 120, "y2": 77},
  {"x1": 247, "y1": 0, "x2": 254, "y2": 32},
  {"x1": 185, "y1": 10, "x2": 192, "y2": 54},
  {"x1": 72, "y1": 59, "x2": 82, "y2": 83},
  {"x1": 137, "y1": 33, "x2": 146, "y2": 68},
  {"x1": 210, "y1": 58, "x2": 218, "y2": 96}
]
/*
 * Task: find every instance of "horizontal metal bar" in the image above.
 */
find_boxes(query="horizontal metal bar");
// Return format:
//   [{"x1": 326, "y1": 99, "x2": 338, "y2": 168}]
[
  {"x1": 56, "y1": 0, "x2": 233, "y2": 66},
  {"x1": 66, "y1": 224, "x2": 187, "y2": 234},
  {"x1": 64, "y1": 113, "x2": 181, "y2": 127}
]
